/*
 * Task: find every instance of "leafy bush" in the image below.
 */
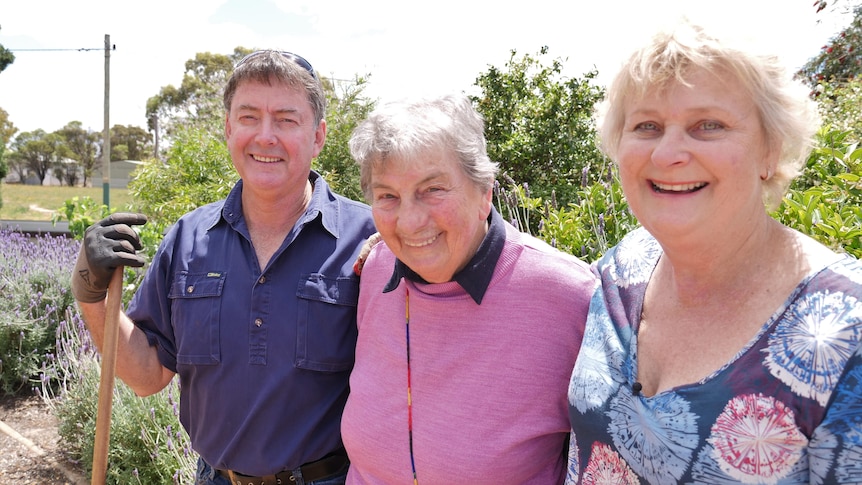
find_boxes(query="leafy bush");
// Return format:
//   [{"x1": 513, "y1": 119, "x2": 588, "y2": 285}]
[
  {"x1": 812, "y1": 79, "x2": 862, "y2": 139},
  {"x1": 128, "y1": 126, "x2": 234, "y2": 237},
  {"x1": 494, "y1": 159, "x2": 640, "y2": 263},
  {"x1": 56, "y1": 195, "x2": 111, "y2": 239},
  {"x1": 538, "y1": 163, "x2": 640, "y2": 262},
  {"x1": 775, "y1": 127, "x2": 862, "y2": 258},
  {"x1": 314, "y1": 75, "x2": 375, "y2": 203}
]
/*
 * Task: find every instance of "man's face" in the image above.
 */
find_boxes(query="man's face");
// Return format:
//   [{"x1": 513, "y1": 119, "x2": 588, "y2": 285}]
[{"x1": 225, "y1": 79, "x2": 325, "y2": 197}]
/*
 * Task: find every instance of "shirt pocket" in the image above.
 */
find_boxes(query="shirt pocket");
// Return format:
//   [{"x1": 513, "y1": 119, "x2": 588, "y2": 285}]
[
  {"x1": 295, "y1": 273, "x2": 359, "y2": 372},
  {"x1": 168, "y1": 271, "x2": 225, "y2": 365}
]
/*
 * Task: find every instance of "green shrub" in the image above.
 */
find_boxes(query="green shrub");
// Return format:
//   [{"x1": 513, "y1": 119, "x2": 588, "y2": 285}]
[
  {"x1": 55, "y1": 195, "x2": 111, "y2": 240},
  {"x1": 775, "y1": 127, "x2": 862, "y2": 258},
  {"x1": 539, "y1": 164, "x2": 639, "y2": 262},
  {"x1": 127, "y1": 125, "x2": 234, "y2": 237},
  {"x1": 495, "y1": 160, "x2": 640, "y2": 262}
]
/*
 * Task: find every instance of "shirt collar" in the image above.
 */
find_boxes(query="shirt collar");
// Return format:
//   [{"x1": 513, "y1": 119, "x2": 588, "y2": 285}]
[
  {"x1": 303, "y1": 170, "x2": 339, "y2": 238},
  {"x1": 219, "y1": 171, "x2": 339, "y2": 238},
  {"x1": 383, "y1": 206, "x2": 506, "y2": 305}
]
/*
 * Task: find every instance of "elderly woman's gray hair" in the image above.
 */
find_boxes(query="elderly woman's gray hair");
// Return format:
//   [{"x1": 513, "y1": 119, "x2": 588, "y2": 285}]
[
  {"x1": 597, "y1": 19, "x2": 821, "y2": 210},
  {"x1": 349, "y1": 94, "x2": 499, "y2": 201}
]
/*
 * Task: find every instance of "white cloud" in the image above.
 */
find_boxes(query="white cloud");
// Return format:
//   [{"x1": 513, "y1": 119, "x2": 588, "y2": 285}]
[{"x1": 0, "y1": 0, "x2": 851, "y2": 135}]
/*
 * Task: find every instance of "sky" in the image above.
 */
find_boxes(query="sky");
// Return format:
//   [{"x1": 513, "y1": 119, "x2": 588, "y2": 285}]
[{"x1": 0, "y1": 0, "x2": 853, "y2": 136}]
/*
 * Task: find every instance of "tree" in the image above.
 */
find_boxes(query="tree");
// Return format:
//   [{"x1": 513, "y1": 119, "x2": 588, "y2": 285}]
[
  {"x1": 110, "y1": 124, "x2": 152, "y2": 161},
  {"x1": 0, "y1": 107, "x2": 15, "y2": 148},
  {"x1": 6, "y1": 148, "x2": 27, "y2": 182},
  {"x1": 314, "y1": 75, "x2": 375, "y2": 202},
  {"x1": 0, "y1": 107, "x2": 11, "y2": 209},
  {"x1": 57, "y1": 121, "x2": 99, "y2": 186},
  {"x1": 0, "y1": 142, "x2": 6, "y2": 182},
  {"x1": 8, "y1": 129, "x2": 68, "y2": 184},
  {"x1": 472, "y1": 47, "x2": 606, "y2": 209},
  {"x1": 798, "y1": 4, "x2": 862, "y2": 88},
  {"x1": 52, "y1": 158, "x2": 80, "y2": 186},
  {"x1": 811, "y1": 77, "x2": 862, "y2": 143},
  {"x1": 0, "y1": 107, "x2": 16, "y2": 181},
  {"x1": 146, "y1": 49, "x2": 250, "y2": 153},
  {"x1": 0, "y1": 26, "x2": 14, "y2": 74}
]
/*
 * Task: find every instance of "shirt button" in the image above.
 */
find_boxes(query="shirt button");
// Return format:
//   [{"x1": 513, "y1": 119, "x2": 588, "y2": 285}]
[
  {"x1": 258, "y1": 275, "x2": 266, "y2": 284},
  {"x1": 186, "y1": 286, "x2": 194, "y2": 293},
  {"x1": 255, "y1": 318, "x2": 263, "y2": 327}
]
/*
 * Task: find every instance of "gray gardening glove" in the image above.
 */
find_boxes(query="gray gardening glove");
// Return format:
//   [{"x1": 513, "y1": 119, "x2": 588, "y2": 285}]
[{"x1": 71, "y1": 212, "x2": 148, "y2": 303}]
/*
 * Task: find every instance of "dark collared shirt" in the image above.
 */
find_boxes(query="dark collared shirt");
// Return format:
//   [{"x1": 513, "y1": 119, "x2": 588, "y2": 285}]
[
  {"x1": 128, "y1": 171, "x2": 376, "y2": 475},
  {"x1": 383, "y1": 206, "x2": 506, "y2": 304}
]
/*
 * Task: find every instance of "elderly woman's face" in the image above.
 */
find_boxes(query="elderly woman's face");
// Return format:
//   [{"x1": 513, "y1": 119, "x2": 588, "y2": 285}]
[
  {"x1": 369, "y1": 145, "x2": 493, "y2": 284},
  {"x1": 616, "y1": 67, "x2": 777, "y2": 242}
]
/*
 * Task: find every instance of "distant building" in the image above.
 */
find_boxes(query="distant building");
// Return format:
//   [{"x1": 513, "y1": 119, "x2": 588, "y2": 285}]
[
  {"x1": 97, "y1": 160, "x2": 143, "y2": 188},
  {"x1": 4, "y1": 159, "x2": 142, "y2": 188}
]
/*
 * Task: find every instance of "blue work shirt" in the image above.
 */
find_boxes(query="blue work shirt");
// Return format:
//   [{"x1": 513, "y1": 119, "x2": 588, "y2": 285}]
[{"x1": 127, "y1": 171, "x2": 376, "y2": 476}]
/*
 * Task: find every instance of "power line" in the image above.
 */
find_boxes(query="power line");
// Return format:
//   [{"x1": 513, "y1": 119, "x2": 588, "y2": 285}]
[{"x1": 10, "y1": 47, "x2": 114, "y2": 52}]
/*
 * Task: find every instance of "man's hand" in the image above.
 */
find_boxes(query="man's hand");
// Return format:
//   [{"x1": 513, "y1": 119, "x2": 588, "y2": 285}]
[{"x1": 71, "y1": 213, "x2": 148, "y2": 303}]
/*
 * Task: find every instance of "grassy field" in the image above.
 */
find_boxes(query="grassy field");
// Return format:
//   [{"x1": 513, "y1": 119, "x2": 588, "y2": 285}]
[{"x1": 0, "y1": 183, "x2": 134, "y2": 221}]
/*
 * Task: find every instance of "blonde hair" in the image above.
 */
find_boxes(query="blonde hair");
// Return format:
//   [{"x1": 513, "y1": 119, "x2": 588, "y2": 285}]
[{"x1": 597, "y1": 19, "x2": 820, "y2": 210}]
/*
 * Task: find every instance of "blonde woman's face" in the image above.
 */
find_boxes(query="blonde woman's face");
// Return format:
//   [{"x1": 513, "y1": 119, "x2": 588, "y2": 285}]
[{"x1": 616, "y1": 67, "x2": 777, "y2": 243}]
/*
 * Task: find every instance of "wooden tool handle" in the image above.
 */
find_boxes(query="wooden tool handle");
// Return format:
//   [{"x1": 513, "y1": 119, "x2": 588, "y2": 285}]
[{"x1": 91, "y1": 267, "x2": 124, "y2": 485}]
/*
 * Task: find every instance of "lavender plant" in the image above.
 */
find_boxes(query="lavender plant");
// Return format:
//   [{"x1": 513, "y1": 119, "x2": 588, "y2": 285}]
[
  {"x1": 40, "y1": 310, "x2": 197, "y2": 484},
  {"x1": 0, "y1": 226, "x2": 196, "y2": 482},
  {"x1": 0, "y1": 228, "x2": 78, "y2": 394}
]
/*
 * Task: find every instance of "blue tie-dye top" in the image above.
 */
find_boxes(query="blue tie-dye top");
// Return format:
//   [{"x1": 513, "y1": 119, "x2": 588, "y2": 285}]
[{"x1": 566, "y1": 227, "x2": 862, "y2": 485}]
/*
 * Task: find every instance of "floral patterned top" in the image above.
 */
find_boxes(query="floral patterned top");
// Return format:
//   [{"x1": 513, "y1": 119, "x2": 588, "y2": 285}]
[{"x1": 566, "y1": 228, "x2": 862, "y2": 484}]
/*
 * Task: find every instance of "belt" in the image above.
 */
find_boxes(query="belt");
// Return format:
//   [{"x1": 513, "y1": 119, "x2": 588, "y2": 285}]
[{"x1": 216, "y1": 449, "x2": 349, "y2": 485}]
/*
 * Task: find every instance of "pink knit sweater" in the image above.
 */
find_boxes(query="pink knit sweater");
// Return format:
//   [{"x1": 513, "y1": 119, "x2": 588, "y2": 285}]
[{"x1": 342, "y1": 224, "x2": 595, "y2": 484}]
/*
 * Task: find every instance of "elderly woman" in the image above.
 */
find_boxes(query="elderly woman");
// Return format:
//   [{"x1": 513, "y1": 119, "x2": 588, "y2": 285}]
[
  {"x1": 565, "y1": 20, "x2": 862, "y2": 484},
  {"x1": 341, "y1": 94, "x2": 596, "y2": 484}
]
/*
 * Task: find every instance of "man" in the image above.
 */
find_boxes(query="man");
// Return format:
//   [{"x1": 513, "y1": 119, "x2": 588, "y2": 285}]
[{"x1": 71, "y1": 50, "x2": 376, "y2": 485}]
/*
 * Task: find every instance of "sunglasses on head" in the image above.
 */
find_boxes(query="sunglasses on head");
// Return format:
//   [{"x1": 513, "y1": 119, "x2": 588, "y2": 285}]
[{"x1": 235, "y1": 50, "x2": 317, "y2": 80}]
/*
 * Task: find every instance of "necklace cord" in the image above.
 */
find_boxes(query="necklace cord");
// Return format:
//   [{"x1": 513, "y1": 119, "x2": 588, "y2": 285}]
[{"x1": 406, "y1": 286, "x2": 418, "y2": 484}]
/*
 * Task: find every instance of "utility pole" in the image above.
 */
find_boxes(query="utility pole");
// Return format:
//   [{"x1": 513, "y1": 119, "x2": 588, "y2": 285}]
[
  {"x1": 9, "y1": 42, "x2": 115, "y2": 196},
  {"x1": 102, "y1": 34, "x2": 111, "y2": 207}
]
